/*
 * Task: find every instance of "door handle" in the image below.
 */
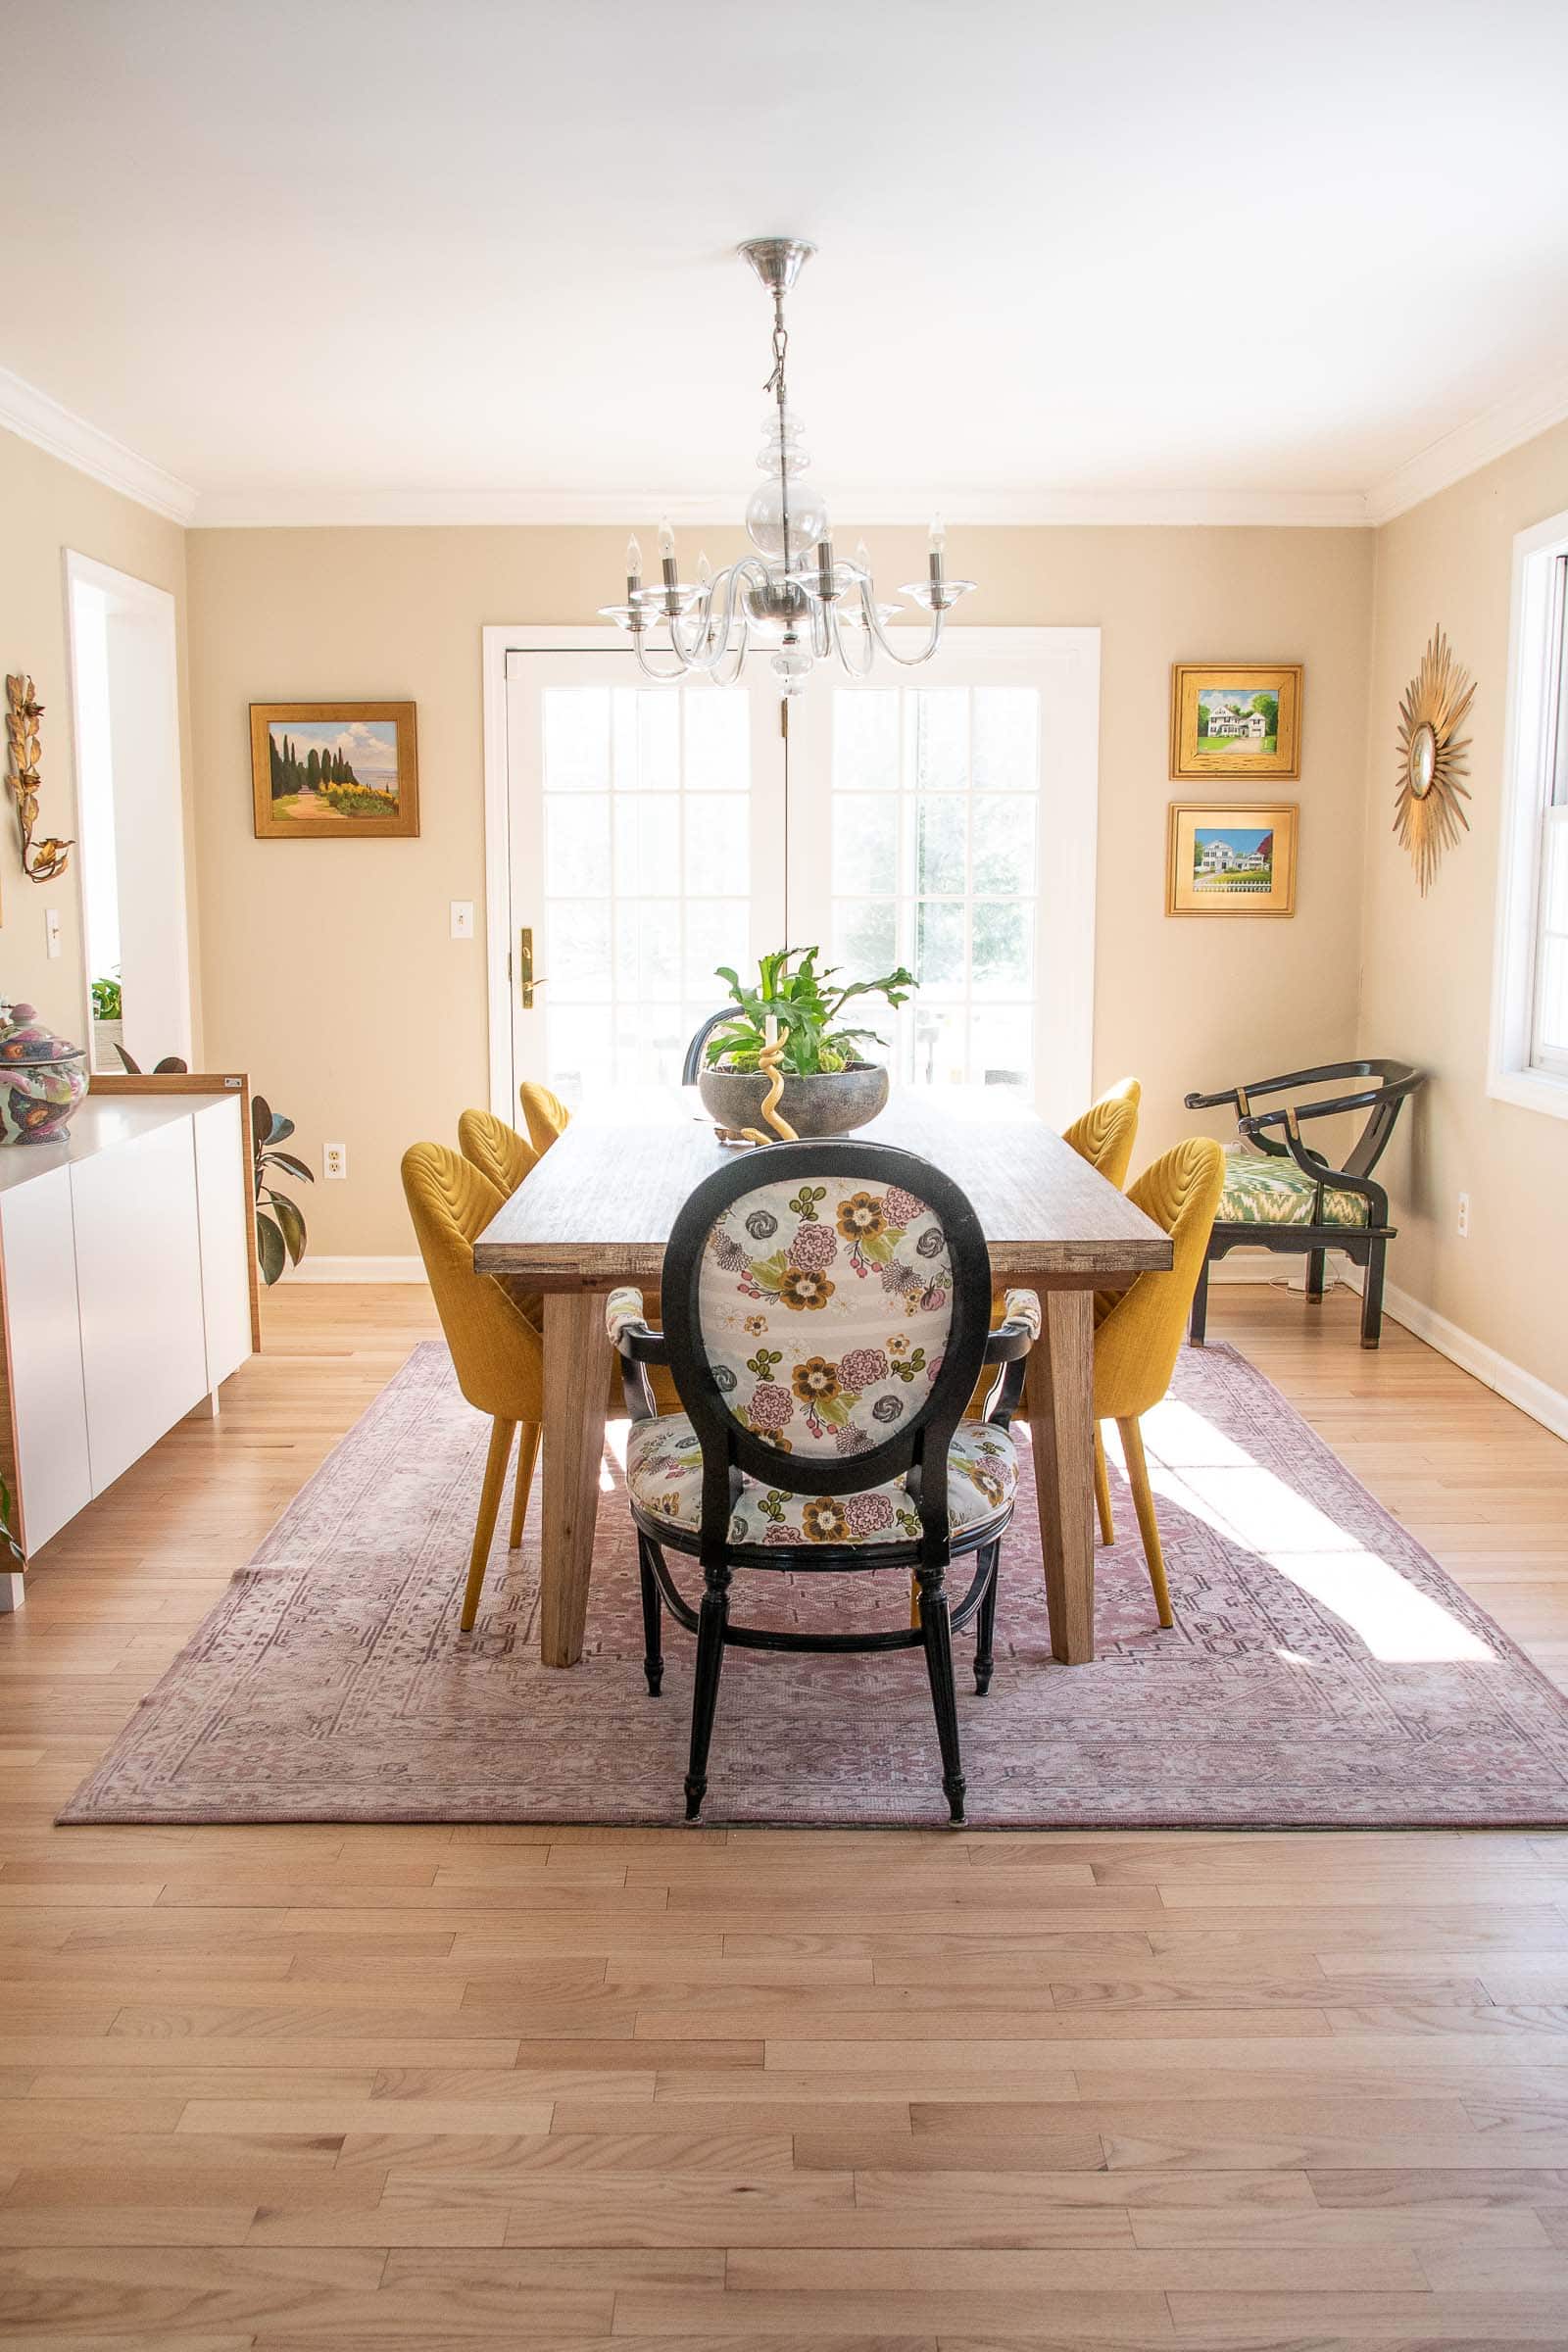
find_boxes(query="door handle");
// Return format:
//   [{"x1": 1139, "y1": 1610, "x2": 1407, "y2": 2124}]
[{"x1": 518, "y1": 927, "x2": 548, "y2": 1008}]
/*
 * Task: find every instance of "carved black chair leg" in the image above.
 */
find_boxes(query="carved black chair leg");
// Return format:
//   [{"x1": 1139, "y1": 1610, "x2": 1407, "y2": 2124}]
[
  {"x1": 917, "y1": 1570, "x2": 966, "y2": 1825},
  {"x1": 637, "y1": 1534, "x2": 663, "y2": 1697},
  {"x1": 1305, "y1": 1248, "x2": 1326, "y2": 1300},
  {"x1": 1360, "y1": 1240, "x2": 1387, "y2": 1349},
  {"x1": 684, "y1": 1571, "x2": 731, "y2": 1822},
  {"x1": 973, "y1": 1540, "x2": 1001, "y2": 1695},
  {"x1": 1189, "y1": 1255, "x2": 1211, "y2": 1346}
]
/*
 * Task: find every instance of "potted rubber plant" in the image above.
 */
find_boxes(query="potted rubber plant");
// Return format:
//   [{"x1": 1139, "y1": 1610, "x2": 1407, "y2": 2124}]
[{"x1": 698, "y1": 946, "x2": 915, "y2": 1138}]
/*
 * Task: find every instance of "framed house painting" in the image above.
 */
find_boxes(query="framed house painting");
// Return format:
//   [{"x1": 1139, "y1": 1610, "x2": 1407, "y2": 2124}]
[
  {"x1": 1170, "y1": 663, "x2": 1301, "y2": 781},
  {"x1": 1167, "y1": 802, "x2": 1298, "y2": 918},
  {"x1": 250, "y1": 703, "x2": 418, "y2": 840}
]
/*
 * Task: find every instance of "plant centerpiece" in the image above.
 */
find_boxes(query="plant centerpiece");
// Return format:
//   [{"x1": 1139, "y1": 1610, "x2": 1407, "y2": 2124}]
[{"x1": 698, "y1": 946, "x2": 914, "y2": 1139}]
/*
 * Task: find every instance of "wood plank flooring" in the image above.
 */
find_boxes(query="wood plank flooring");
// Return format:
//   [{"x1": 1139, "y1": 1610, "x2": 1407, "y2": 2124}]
[{"x1": 2, "y1": 1279, "x2": 1566, "y2": 2347}]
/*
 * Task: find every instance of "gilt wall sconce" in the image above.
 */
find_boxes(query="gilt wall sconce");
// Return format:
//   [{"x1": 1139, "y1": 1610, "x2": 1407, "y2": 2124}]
[{"x1": 6, "y1": 674, "x2": 73, "y2": 886}]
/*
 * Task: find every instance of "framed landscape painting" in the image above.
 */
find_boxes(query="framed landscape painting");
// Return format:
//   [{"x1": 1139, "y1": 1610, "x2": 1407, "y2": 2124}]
[
  {"x1": 1170, "y1": 663, "x2": 1301, "y2": 780},
  {"x1": 1167, "y1": 802, "x2": 1298, "y2": 918},
  {"x1": 250, "y1": 702, "x2": 419, "y2": 840}
]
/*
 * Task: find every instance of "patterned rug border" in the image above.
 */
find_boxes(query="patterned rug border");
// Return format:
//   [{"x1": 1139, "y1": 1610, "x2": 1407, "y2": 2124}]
[{"x1": 58, "y1": 1339, "x2": 1568, "y2": 1832}]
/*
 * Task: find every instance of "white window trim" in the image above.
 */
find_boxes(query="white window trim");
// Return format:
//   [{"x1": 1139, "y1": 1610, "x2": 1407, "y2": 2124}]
[{"x1": 1488, "y1": 507, "x2": 1568, "y2": 1120}]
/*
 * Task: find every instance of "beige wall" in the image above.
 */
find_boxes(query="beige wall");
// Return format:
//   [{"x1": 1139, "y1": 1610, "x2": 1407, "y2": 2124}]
[
  {"x1": 0, "y1": 427, "x2": 192, "y2": 1047},
  {"x1": 186, "y1": 521, "x2": 1375, "y2": 1257},
  {"x1": 1359, "y1": 417, "x2": 1568, "y2": 1396}
]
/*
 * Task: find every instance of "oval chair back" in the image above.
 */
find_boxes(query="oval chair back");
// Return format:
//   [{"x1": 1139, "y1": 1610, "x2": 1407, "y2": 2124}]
[
  {"x1": 1090, "y1": 1136, "x2": 1225, "y2": 1632},
  {"x1": 518, "y1": 1083, "x2": 570, "y2": 1157},
  {"x1": 681, "y1": 1008, "x2": 736, "y2": 1087},
  {"x1": 458, "y1": 1107, "x2": 538, "y2": 1200},
  {"x1": 1063, "y1": 1076, "x2": 1141, "y2": 1192},
  {"x1": 662, "y1": 1141, "x2": 995, "y2": 1553},
  {"x1": 401, "y1": 1143, "x2": 544, "y2": 1628}
]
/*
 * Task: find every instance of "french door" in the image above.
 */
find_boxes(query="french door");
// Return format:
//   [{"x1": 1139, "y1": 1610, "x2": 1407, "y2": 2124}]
[
  {"x1": 502, "y1": 647, "x2": 785, "y2": 1103},
  {"x1": 492, "y1": 628, "x2": 1098, "y2": 1125}
]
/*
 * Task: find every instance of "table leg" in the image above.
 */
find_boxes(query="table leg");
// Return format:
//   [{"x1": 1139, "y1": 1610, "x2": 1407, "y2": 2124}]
[
  {"x1": 1027, "y1": 1287, "x2": 1096, "y2": 1663},
  {"x1": 540, "y1": 1290, "x2": 609, "y2": 1669}
]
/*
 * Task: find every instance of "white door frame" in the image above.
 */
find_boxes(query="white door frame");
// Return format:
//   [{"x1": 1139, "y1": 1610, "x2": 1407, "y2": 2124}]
[
  {"x1": 481, "y1": 623, "x2": 1100, "y2": 1125},
  {"x1": 63, "y1": 551, "x2": 192, "y2": 1071}
]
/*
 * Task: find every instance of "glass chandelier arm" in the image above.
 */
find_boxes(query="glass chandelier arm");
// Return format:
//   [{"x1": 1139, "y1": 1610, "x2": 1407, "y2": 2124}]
[
  {"x1": 665, "y1": 560, "x2": 761, "y2": 674},
  {"x1": 631, "y1": 632, "x2": 692, "y2": 683},
  {"x1": 827, "y1": 599, "x2": 877, "y2": 678},
  {"x1": 854, "y1": 576, "x2": 948, "y2": 668}
]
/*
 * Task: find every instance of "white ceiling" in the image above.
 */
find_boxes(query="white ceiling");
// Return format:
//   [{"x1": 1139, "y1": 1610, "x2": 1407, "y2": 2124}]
[{"x1": 7, "y1": 0, "x2": 1568, "y2": 525}]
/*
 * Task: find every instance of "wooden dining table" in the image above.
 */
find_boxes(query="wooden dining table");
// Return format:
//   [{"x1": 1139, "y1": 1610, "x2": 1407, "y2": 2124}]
[{"x1": 474, "y1": 1089, "x2": 1172, "y2": 1670}]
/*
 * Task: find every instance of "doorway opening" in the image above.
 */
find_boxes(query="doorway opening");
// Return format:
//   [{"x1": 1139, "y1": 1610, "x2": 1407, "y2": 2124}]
[{"x1": 65, "y1": 553, "x2": 191, "y2": 1075}]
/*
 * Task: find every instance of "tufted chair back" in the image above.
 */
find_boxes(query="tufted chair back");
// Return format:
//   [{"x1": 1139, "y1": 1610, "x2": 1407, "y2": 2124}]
[
  {"x1": 1093, "y1": 1138, "x2": 1225, "y2": 1421},
  {"x1": 1063, "y1": 1076, "x2": 1141, "y2": 1192},
  {"x1": 458, "y1": 1108, "x2": 539, "y2": 1200},
  {"x1": 402, "y1": 1144, "x2": 543, "y2": 1426}
]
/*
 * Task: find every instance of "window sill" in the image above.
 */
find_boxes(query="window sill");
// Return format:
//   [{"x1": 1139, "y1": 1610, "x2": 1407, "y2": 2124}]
[{"x1": 1487, "y1": 1064, "x2": 1568, "y2": 1122}]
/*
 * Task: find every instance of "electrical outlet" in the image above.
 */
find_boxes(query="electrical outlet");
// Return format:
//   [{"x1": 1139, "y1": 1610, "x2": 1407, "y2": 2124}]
[
  {"x1": 323, "y1": 1142, "x2": 347, "y2": 1181},
  {"x1": 44, "y1": 908, "x2": 62, "y2": 959},
  {"x1": 1456, "y1": 1191, "x2": 1470, "y2": 1238},
  {"x1": 450, "y1": 900, "x2": 474, "y2": 941}
]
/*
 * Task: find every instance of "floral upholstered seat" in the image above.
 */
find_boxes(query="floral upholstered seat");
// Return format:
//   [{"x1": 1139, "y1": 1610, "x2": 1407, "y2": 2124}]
[
  {"x1": 1218, "y1": 1145, "x2": 1369, "y2": 1228},
  {"x1": 625, "y1": 1412, "x2": 1018, "y2": 1549},
  {"x1": 605, "y1": 1145, "x2": 1040, "y2": 1826}
]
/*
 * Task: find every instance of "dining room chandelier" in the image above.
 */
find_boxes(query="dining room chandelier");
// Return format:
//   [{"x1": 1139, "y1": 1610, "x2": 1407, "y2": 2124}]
[{"x1": 600, "y1": 237, "x2": 975, "y2": 694}]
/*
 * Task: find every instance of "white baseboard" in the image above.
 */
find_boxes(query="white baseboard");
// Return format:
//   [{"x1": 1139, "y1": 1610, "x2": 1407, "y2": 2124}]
[
  {"x1": 1261, "y1": 1253, "x2": 1568, "y2": 1446},
  {"x1": 287, "y1": 1255, "x2": 427, "y2": 1284},
  {"x1": 1379, "y1": 1279, "x2": 1568, "y2": 1446}
]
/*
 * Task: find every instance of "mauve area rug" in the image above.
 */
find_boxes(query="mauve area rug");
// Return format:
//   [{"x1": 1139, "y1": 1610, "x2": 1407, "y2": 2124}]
[{"x1": 62, "y1": 1340, "x2": 1568, "y2": 1829}]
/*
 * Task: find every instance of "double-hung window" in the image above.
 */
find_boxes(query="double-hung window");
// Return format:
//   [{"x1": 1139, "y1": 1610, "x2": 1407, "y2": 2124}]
[{"x1": 1489, "y1": 510, "x2": 1568, "y2": 1113}]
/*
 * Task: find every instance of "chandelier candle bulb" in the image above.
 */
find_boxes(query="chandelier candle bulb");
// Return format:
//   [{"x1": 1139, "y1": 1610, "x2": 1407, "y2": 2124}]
[{"x1": 625, "y1": 535, "x2": 642, "y2": 595}]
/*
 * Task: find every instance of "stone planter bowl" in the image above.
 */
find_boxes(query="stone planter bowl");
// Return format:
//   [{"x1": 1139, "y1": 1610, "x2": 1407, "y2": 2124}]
[{"x1": 698, "y1": 1061, "x2": 891, "y2": 1140}]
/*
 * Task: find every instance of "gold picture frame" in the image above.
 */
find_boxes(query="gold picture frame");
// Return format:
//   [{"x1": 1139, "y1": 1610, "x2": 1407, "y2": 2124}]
[
  {"x1": 251, "y1": 702, "x2": 418, "y2": 840},
  {"x1": 1170, "y1": 663, "x2": 1302, "y2": 780},
  {"x1": 1166, "y1": 802, "x2": 1298, "y2": 918}
]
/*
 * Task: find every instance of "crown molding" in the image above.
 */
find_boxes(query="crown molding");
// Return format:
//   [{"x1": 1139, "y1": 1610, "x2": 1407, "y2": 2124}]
[
  {"x1": 0, "y1": 365, "x2": 198, "y2": 525},
  {"x1": 189, "y1": 482, "x2": 1372, "y2": 529},
  {"x1": 1364, "y1": 367, "x2": 1568, "y2": 526}
]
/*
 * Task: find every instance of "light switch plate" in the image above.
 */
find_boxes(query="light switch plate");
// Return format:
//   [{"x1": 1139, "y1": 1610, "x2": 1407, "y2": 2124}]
[
  {"x1": 450, "y1": 901, "x2": 474, "y2": 941},
  {"x1": 44, "y1": 908, "x2": 63, "y2": 959}
]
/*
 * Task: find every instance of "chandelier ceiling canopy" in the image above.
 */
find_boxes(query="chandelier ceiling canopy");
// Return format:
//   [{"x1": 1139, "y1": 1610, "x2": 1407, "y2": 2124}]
[{"x1": 601, "y1": 238, "x2": 974, "y2": 692}]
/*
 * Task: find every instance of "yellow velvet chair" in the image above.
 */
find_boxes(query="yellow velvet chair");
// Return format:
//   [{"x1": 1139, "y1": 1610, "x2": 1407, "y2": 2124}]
[
  {"x1": 518, "y1": 1082, "x2": 570, "y2": 1157},
  {"x1": 1063, "y1": 1076, "x2": 1141, "y2": 1192},
  {"x1": 402, "y1": 1144, "x2": 543, "y2": 1629},
  {"x1": 1092, "y1": 1137, "x2": 1225, "y2": 1628},
  {"x1": 458, "y1": 1107, "x2": 539, "y2": 1200}
]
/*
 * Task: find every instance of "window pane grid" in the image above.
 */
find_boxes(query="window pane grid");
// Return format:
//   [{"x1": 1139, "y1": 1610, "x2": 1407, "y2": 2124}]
[
  {"x1": 543, "y1": 686, "x2": 751, "y2": 1099},
  {"x1": 830, "y1": 683, "x2": 1041, "y2": 1095}
]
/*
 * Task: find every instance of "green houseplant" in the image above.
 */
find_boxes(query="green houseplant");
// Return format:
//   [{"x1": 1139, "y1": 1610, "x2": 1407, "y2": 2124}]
[
  {"x1": 252, "y1": 1097, "x2": 315, "y2": 1285},
  {"x1": 699, "y1": 946, "x2": 916, "y2": 1138}
]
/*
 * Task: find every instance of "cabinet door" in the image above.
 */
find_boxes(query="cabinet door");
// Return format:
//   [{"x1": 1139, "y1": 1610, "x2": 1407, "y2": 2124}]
[
  {"x1": 193, "y1": 1098, "x2": 253, "y2": 1390},
  {"x1": 72, "y1": 1114, "x2": 208, "y2": 1494},
  {"x1": 0, "y1": 1168, "x2": 91, "y2": 1554}
]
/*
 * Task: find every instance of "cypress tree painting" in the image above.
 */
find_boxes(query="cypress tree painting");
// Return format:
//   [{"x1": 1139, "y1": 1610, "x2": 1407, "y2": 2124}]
[{"x1": 251, "y1": 704, "x2": 419, "y2": 840}]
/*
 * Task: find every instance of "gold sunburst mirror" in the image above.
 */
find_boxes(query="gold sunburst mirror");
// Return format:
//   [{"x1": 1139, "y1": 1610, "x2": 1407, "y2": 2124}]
[{"x1": 1394, "y1": 626, "x2": 1474, "y2": 894}]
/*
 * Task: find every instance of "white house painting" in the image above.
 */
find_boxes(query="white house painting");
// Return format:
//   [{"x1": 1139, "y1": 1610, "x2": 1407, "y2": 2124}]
[
  {"x1": 1198, "y1": 691, "x2": 1269, "y2": 742},
  {"x1": 1193, "y1": 824, "x2": 1273, "y2": 891}
]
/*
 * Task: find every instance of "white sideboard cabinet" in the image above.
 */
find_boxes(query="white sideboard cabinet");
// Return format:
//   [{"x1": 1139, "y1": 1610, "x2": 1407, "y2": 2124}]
[{"x1": 0, "y1": 1079, "x2": 258, "y2": 1596}]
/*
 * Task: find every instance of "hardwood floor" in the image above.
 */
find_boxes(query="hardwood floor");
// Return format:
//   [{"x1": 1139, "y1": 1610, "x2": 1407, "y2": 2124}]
[{"x1": 2, "y1": 1279, "x2": 1567, "y2": 2347}]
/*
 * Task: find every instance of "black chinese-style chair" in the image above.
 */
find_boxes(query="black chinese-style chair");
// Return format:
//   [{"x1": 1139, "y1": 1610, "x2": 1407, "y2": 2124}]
[
  {"x1": 604, "y1": 1141, "x2": 1040, "y2": 1825},
  {"x1": 1184, "y1": 1059, "x2": 1424, "y2": 1348}
]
